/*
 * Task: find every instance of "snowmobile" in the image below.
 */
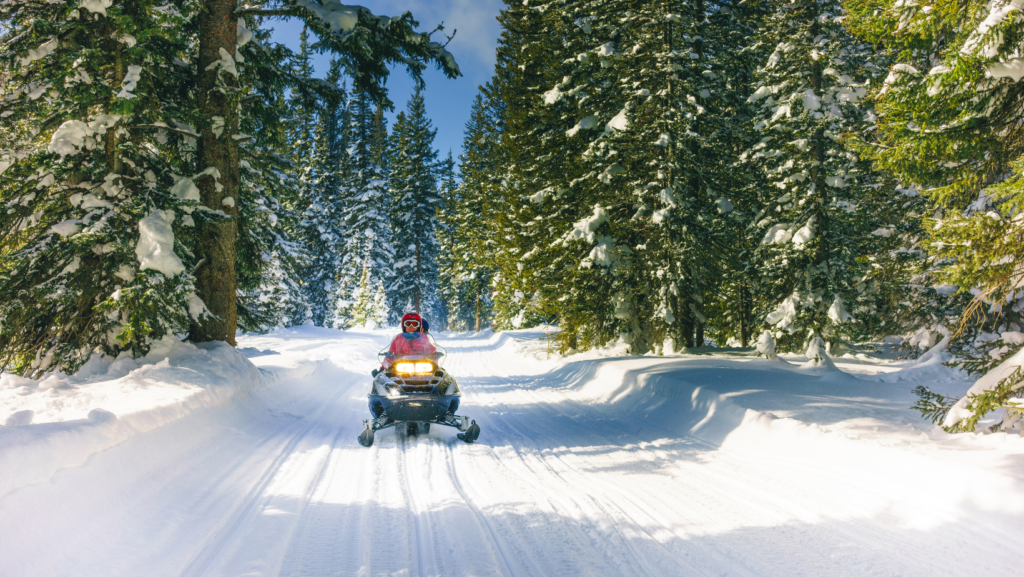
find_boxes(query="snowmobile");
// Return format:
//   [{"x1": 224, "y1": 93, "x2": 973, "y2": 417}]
[{"x1": 357, "y1": 337, "x2": 480, "y2": 447}]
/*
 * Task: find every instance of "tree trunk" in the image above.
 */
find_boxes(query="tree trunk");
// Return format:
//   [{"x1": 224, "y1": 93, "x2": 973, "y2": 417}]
[
  {"x1": 192, "y1": 0, "x2": 239, "y2": 345},
  {"x1": 681, "y1": 312, "x2": 694, "y2": 348},
  {"x1": 474, "y1": 291, "x2": 481, "y2": 332},
  {"x1": 739, "y1": 280, "x2": 750, "y2": 347},
  {"x1": 414, "y1": 240, "x2": 421, "y2": 312}
]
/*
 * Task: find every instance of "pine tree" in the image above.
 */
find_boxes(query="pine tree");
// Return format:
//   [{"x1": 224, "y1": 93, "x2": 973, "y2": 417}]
[
  {"x1": 387, "y1": 88, "x2": 444, "y2": 325},
  {"x1": 333, "y1": 88, "x2": 393, "y2": 328},
  {"x1": 483, "y1": 0, "x2": 756, "y2": 353},
  {"x1": 439, "y1": 140, "x2": 496, "y2": 332},
  {"x1": 847, "y1": 0, "x2": 1024, "y2": 431},
  {"x1": 741, "y1": 0, "x2": 892, "y2": 353},
  {"x1": 0, "y1": 0, "x2": 202, "y2": 374},
  {"x1": 483, "y1": 0, "x2": 568, "y2": 338},
  {"x1": 189, "y1": 0, "x2": 464, "y2": 343},
  {"x1": 298, "y1": 57, "x2": 348, "y2": 327}
]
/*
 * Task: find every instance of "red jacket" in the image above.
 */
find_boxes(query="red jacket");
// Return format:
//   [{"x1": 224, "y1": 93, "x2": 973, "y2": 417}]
[{"x1": 384, "y1": 333, "x2": 436, "y2": 367}]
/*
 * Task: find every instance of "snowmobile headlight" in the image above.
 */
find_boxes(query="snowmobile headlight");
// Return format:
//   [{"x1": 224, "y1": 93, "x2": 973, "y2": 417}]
[{"x1": 394, "y1": 361, "x2": 434, "y2": 375}]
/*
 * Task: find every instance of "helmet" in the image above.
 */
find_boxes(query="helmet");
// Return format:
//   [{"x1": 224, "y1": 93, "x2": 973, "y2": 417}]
[
  {"x1": 400, "y1": 312, "x2": 422, "y2": 331},
  {"x1": 421, "y1": 319, "x2": 430, "y2": 333}
]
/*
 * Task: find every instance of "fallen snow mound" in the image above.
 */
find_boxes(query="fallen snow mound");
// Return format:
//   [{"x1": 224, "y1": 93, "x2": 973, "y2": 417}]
[{"x1": 0, "y1": 336, "x2": 263, "y2": 498}]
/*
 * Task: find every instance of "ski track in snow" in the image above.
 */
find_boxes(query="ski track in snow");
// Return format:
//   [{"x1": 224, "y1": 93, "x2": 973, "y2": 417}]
[{"x1": 1, "y1": 327, "x2": 1023, "y2": 576}]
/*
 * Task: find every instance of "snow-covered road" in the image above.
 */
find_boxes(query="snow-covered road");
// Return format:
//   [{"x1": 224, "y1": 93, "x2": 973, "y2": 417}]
[{"x1": 2, "y1": 327, "x2": 1023, "y2": 576}]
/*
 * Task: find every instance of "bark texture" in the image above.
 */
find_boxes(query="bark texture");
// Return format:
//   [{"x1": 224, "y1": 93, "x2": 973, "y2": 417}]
[{"x1": 192, "y1": 0, "x2": 239, "y2": 345}]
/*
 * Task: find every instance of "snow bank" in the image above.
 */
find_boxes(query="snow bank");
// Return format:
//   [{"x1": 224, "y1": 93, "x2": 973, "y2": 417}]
[
  {"x1": 0, "y1": 337, "x2": 263, "y2": 498},
  {"x1": 944, "y1": 346, "x2": 1024, "y2": 429}
]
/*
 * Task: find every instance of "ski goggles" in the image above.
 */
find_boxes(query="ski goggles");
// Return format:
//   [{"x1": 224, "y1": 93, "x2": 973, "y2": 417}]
[{"x1": 403, "y1": 319, "x2": 421, "y2": 330}]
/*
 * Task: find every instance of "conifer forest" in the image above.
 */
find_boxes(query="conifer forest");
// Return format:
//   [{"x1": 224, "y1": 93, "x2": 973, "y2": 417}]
[{"x1": 2, "y1": 0, "x2": 1024, "y2": 437}]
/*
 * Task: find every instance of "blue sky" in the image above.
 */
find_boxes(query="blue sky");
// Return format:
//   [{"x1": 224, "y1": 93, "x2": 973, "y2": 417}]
[{"x1": 268, "y1": 0, "x2": 504, "y2": 164}]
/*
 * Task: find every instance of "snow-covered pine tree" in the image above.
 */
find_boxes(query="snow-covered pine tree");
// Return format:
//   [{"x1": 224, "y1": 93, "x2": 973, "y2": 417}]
[
  {"x1": 741, "y1": 0, "x2": 890, "y2": 353},
  {"x1": 386, "y1": 88, "x2": 445, "y2": 325},
  {"x1": 236, "y1": 24, "x2": 312, "y2": 332},
  {"x1": 494, "y1": 0, "x2": 748, "y2": 353},
  {"x1": 847, "y1": 0, "x2": 1024, "y2": 432},
  {"x1": 0, "y1": 0, "x2": 203, "y2": 374},
  {"x1": 332, "y1": 87, "x2": 393, "y2": 328},
  {"x1": 440, "y1": 115, "x2": 497, "y2": 332},
  {"x1": 311, "y1": 60, "x2": 350, "y2": 327},
  {"x1": 436, "y1": 151, "x2": 461, "y2": 331},
  {"x1": 297, "y1": 57, "x2": 348, "y2": 327},
  {"x1": 191, "y1": 0, "x2": 463, "y2": 343},
  {"x1": 287, "y1": 28, "x2": 324, "y2": 326},
  {"x1": 482, "y1": 0, "x2": 574, "y2": 338},
  {"x1": 700, "y1": 0, "x2": 774, "y2": 348}
]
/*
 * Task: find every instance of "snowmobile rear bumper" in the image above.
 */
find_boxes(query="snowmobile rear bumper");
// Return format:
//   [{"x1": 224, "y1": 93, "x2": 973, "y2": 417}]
[{"x1": 368, "y1": 393, "x2": 459, "y2": 424}]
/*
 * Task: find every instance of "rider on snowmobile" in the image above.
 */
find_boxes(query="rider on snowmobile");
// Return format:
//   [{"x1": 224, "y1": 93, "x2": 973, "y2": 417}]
[{"x1": 381, "y1": 312, "x2": 436, "y2": 370}]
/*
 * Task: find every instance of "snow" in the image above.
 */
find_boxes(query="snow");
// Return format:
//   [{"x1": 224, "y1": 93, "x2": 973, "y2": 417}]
[
  {"x1": 135, "y1": 209, "x2": 185, "y2": 277},
  {"x1": 48, "y1": 115, "x2": 121, "y2": 159},
  {"x1": 0, "y1": 336, "x2": 261, "y2": 500},
  {"x1": 827, "y1": 294, "x2": 852, "y2": 323},
  {"x1": 18, "y1": 39, "x2": 58, "y2": 67},
  {"x1": 763, "y1": 222, "x2": 793, "y2": 244},
  {"x1": 756, "y1": 330, "x2": 778, "y2": 359},
  {"x1": 48, "y1": 120, "x2": 92, "y2": 158},
  {"x1": 236, "y1": 19, "x2": 253, "y2": 48},
  {"x1": 748, "y1": 85, "x2": 772, "y2": 102},
  {"x1": 78, "y1": 0, "x2": 112, "y2": 15},
  {"x1": 565, "y1": 115, "x2": 600, "y2": 137},
  {"x1": 766, "y1": 293, "x2": 799, "y2": 328},
  {"x1": 116, "y1": 65, "x2": 143, "y2": 99},
  {"x1": 170, "y1": 176, "x2": 200, "y2": 202},
  {"x1": 962, "y1": 0, "x2": 1024, "y2": 56},
  {"x1": 294, "y1": 0, "x2": 360, "y2": 34},
  {"x1": 771, "y1": 104, "x2": 791, "y2": 122},
  {"x1": 1, "y1": 327, "x2": 1021, "y2": 575},
  {"x1": 566, "y1": 204, "x2": 609, "y2": 243},
  {"x1": 792, "y1": 219, "x2": 815, "y2": 245},
  {"x1": 945, "y1": 346, "x2": 1024, "y2": 428},
  {"x1": 802, "y1": 89, "x2": 821, "y2": 111},
  {"x1": 606, "y1": 106, "x2": 630, "y2": 132},
  {"x1": 188, "y1": 293, "x2": 209, "y2": 321},
  {"x1": 49, "y1": 220, "x2": 80, "y2": 238},
  {"x1": 987, "y1": 58, "x2": 1024, "y2": 81},
  {"x1": 205, "y1": 48, "x2": 238, "y2": 78}
]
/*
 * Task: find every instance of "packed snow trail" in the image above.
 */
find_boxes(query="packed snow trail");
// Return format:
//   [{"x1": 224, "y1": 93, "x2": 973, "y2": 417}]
[{"x1": 1, "y1": 327, "x2": 1023, "y2": 576}]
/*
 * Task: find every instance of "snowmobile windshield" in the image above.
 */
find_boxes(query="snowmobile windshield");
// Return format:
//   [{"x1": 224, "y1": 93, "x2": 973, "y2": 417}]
[{"x1": 378, "y1": 333, "x2": 447, "y2": 367}]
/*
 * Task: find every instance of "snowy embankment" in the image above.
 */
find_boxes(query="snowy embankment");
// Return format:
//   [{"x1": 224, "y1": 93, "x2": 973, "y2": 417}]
[{"x1": 0, "y1": 336, "x2": 264, "y2": 499}]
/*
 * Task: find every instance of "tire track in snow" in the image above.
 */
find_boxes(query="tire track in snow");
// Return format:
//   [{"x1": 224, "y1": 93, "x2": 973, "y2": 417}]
[
  {"x1": 179, "y1": 371, "x2": 351, "y2": 577},
  {"x1": 450, "y1": 346, "x2": 718, "y2": 576},
  {"x1": 395, "y1": 430, "x2": 436, "y2": 577},
  {"x1": 441, "y1": 442, "x2": 519, "y2": 577}
]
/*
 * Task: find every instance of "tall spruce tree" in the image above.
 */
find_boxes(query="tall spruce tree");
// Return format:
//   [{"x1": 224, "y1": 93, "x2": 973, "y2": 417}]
[
  {"x1": 440, "y1": 119, "x2": 497, "y2": 332},
  {"x1": 302, "y1": 58, "x2": 348, "y2": 327},
  {"x1": 741, "y1": 0, "x2": 892, "y2": 354},
  {"x1": 190, "y1": 0, "x2": 463, "y2": 343},
  {"x1": 482, "y1": 0, "x2": 756, "y2": 353},
  {"x1": 332, "y1": 88, "x2": 393, "y2": 328},
  {"x1": 387, "y1": 88, "x2": 444, "y2": 325},
  {"x1": 847, "y1": 0, "x2": 1024, "y2": 431},
  {"x1": 236, "y1": 23, "x2": 311, "y2": 332},
  {"x1": 0, "y1": 0, "x2": 203, "y2": 374}
]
